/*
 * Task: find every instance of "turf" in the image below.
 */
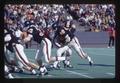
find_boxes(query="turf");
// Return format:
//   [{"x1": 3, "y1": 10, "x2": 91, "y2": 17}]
[{"x1": 9, "y1": 47, "x2": 115, "y2": 79}]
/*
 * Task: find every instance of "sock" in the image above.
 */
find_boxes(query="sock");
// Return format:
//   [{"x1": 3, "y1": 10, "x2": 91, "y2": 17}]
[
  {"x1": 57, "y1": 57, "x2": 66, "y2": 61},
  {"x1": 64, "y1": 60, "x2": 70, "y2": 65},
  {"x1": 87, "y1": 56, "x2": 92, "y2": 62},
  {"x1": 53, "y1": 61, "x2": 59, "y2": 67}
]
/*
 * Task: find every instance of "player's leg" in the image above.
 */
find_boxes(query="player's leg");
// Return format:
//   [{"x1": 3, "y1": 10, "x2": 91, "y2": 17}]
[
  {"x1": 4, "y1": 45, "x2": 21, "y2": 73},
  {"x1": 52, "y1": 46, "x2": 69, "y2": 69},
  {"x1": 4, "y1": 65, "x2": 14, "y2": 79},
  {"x1": 70, "y1": 37, "x2": 93, "y2": 65},
  {"x1": 42, "y1": 38, "x2": 66, "y2": 65},
  {"x1": 4, "y1": 45, "x2": 15, "y2": 66},
  {"x1": 42, "y1": 38, "x2": 52, "y2": 63},
  {"x1": 69, "y1": 37, "x2": 85, "y2": 58},
  {"x1": 65, "y1": 48, "x2": 72, "y2": 61},
  {"x1": 13, "y1": 44, "x2": 37, "y2": 74},
  {"x1": 74, "y1": 36, "x2": 93, "y2": 59},
  {"x1": 35, "y1": 43, "x2": 48, "y2": 75},
  {"x1": 63, "y1": 48, "x2": 73, "y2": 68}
]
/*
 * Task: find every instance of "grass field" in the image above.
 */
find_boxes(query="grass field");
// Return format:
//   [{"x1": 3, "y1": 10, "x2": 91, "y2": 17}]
[{"x1": 8, "y1": 47, "x2": 115, "y2": 79}]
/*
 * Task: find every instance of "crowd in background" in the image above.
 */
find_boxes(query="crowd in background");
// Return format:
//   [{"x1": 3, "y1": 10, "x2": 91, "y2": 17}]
[
  {"x1": 4, "y1": 4, "x2": 115, "y2": 32},
  {"x1": 64, "y1": 4, "x2": 115, "y2": 32}
]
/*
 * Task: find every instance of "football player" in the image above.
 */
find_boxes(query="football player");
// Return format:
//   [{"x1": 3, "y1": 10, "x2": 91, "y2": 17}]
[
  {"x1": 64, "y1": 20, "x2": 94, "y2": 66},
  {"x1": 23, "y1": 25, "x2": 67, "y2": 75},
  {"x1": 4, "y1": 24, "x2": 37, "y2": 75}
]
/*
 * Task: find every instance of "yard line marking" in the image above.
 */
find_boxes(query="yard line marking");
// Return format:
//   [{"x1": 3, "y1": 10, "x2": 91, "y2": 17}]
[
  {"x1": 64, "y1": 69, "x2": 94, "y2": 78},
  {"x1": 106, "y1": 73, "x2": 115, "y2": 76},
  {"x1": 46, "y1": 74, "x2": 56, "y2": 77}
]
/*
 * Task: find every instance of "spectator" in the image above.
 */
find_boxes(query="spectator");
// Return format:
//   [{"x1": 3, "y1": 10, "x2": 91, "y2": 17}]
[{"x1": 4, "y1": 4, "x2": 115, "y2": 32}]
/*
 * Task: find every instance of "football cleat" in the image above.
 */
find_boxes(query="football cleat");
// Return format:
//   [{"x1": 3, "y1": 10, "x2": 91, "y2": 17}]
[
  {"x1": 8, "y1": 73, "x2": 14, "y2": 79},
  {"x1": 31, "y1": 69, "x2": 37, "y2": 75},
  {"x1": 52, "y1": 61, "x2": 61, "y2": 69},
  {"x1": 63, "y1": 60, "x2": 73, "y2": 68},
  {"x1": 53, "y1": 63, "x2": 61, "y2": 69},
  {"x1": 89, "y1": 60, "x2": 93, "y2": 66},
  {"x1": 39, "y1": 66, "x2": 48, "y2": 76}
]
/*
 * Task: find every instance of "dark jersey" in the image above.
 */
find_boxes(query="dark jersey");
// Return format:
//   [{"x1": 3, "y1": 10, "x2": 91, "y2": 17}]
[
  {"x1": 53, "y1": 27, "x2": 69, "y2": 46},
  {"x1": 53, "y1": 24, "x2": 76, "y2": 47},
  {"x1": 4, "y1": 28, "x2": 21, "y2": 53},
  {"x1": 67, "y1": 28, "x2": 75, "y2": 40},
  {"x1": 27, "y1": 27, "x2": 44, "y2": 44},
  {"x1": 43, "y1": 28, "x2": 52, "y2": 41}
]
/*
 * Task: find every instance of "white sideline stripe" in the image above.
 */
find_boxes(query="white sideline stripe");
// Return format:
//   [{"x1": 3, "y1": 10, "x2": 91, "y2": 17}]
[
  {"x1": 65, "y1": 69, "x2": 94, "y2": 78},
  {"x1": 106, "y1": 73, "x2": 115, "y2": 76},
  {"x1": 46, "y1": 75, "x2": 55, "y2": 77}
]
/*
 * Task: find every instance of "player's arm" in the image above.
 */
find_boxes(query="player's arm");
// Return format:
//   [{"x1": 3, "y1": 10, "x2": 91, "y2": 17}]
[
  {"x1": 4, "y1": 34, "x2": 11, "y2": 42},
  {"x1": 22, "y1": 28, "x2": 33, "y2": 43},
  {"x1": 53, "y1": 30, "x2": 61, "y2": 47},
  {"x1": 23, "y1": 34, "x2": 33, "y2": 43},
  {"x1": 53, "y1": 35, "x2": 61, "y2": 48}
]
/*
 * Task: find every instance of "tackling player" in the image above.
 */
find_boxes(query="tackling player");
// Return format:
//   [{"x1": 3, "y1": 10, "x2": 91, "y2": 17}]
[{"x1": 23, "y1": 25, "x2": 67, "y2": 75}]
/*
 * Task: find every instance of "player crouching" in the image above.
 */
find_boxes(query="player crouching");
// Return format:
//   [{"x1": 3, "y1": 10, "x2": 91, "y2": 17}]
[{"x1": 4, "y1": 27, "x2": 38, "y2": 76}]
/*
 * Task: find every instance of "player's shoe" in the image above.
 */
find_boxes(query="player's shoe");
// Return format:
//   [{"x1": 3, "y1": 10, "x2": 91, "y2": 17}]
[
  {"x1": 51, "y1": 61, "x2": 61, "y2": 69},
  {"x1": 9, "y1": 66, "x2": 24, "y2": 73},
  {"x1": 8, "y1": 73, "x2": 14, "y2": 79},
  {"x1": 39, "y1": 66, "x2": 48, "y2": 76},
  {"x1": 52, "y1": 62, "x2": 61, "y2": 69},
  {"x1": 63, "y1": 60, "x2": 73, "y2": 68},
  {"x1": 31, "y1": 69, "x2": 37, "y2": 75},
  {"x1": 89, "y1": 60, "x2": 93, "y2": 66}
]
